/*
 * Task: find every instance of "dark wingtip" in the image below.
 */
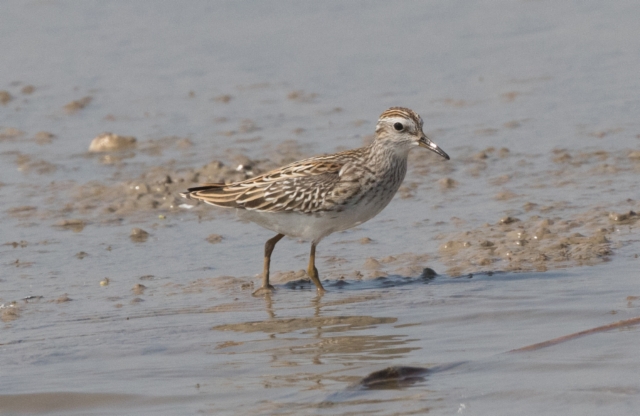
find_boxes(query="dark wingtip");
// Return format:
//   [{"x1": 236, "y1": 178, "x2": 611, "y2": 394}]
[{"x1": 180, "y1": 183, "x2": 227, "y2": 200}]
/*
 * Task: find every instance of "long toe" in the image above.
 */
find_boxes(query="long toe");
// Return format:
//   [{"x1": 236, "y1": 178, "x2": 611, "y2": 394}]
[{"x1": 252, "y1": 285, "x2": 275, "y2": 296}]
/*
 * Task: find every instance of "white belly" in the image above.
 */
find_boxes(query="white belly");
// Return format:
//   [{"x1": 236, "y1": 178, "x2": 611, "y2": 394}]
[{"x1": 236, "y1": 187, "x2": 396, "y2": 243}]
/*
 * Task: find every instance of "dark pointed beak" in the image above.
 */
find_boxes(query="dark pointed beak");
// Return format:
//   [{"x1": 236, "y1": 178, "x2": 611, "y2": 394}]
[{"x1": 418, "y1": 136, "x2": 450, "y2": 160}]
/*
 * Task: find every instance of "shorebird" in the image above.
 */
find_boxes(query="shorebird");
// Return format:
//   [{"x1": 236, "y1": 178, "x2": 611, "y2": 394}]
[{"x1": 181, "y1": 107, "x2": 449, "y2": 295}]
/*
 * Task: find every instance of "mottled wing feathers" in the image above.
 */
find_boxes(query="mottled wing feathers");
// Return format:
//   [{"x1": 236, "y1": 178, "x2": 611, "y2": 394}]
[{"x1": 182, "y1": 151, "x2": 365, "y2": 214}]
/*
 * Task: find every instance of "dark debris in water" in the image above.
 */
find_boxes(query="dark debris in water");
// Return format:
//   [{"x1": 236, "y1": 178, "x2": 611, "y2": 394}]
[{"x1": 356, "y1": 366, "x2": 430, "y2": 389}]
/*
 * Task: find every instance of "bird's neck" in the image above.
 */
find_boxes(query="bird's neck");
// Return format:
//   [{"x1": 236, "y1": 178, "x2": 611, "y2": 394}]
[
  {"x1": 365, "y1": 140, "x2": 409, "y2": 177},
  {"x1": 367, "y1": 139, "x2": 409, "y2": 165}
]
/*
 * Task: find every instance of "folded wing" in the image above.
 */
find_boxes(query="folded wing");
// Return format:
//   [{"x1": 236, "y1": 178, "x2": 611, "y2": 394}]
[{"x1": 181, "y1": 155, "x2": 363, "y2": 214}]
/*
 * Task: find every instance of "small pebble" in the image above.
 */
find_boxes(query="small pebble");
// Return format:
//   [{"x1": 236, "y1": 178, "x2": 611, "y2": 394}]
[{"x1": 130, "y1": 228, "x2": 149, "y2": 243}]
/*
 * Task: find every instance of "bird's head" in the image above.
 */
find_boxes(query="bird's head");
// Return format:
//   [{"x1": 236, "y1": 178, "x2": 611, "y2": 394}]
[{"x1": 375, "y1": 107, "x2": 449, "y2": 160}]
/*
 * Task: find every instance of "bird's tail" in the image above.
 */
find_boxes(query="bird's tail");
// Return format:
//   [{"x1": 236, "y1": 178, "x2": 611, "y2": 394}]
[{"x1": 179, "y1": 183, "x2": 244, "y2": 208}]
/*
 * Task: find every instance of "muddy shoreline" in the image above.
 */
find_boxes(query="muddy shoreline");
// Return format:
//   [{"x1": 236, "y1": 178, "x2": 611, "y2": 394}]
[{"x1": 2, "y1": 2, "x2": 640, "y2": 414}]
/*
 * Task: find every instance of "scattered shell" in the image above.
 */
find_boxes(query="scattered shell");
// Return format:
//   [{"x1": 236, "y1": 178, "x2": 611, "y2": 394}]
[
  {"x1": 64, "y1": 96, "x2": 92, "y2": 114},
  {"x1": 0, "y1": 127, "x2": 25, "y2": 140},
  {"x1": 495, "y1": 190, "x2": 518, "y2": 200},
  {"x1": 21, "y1": 85, "x2": 35, "y2": 94},
  {"x1": 130, "y1": 228, "x2": 149, "y2": 243},
  {"x1": 131, "y1": 284, "x2": 146, "y2": 295},
  {"x1": 287, "y1": 90, "x2": 317, "y2": 102},
  {"x1": 34, "y1": 131, "x2": 56, "y2": 145},
  {"x1": 501, "y1": 91, "x2": 520, "y2": 102},
  {"x1": 0, "y1": 91, "x2": 13, "y2": 104},
  {"x1": 89, "y1": 133, "x2": 137, "y2": 152},
  {"x1": 214, "y1": 94, "x2": 232, "y2": 103},
  {"x1": 1, "y1": 304, "x2": 19, "y2": 322},
  {"x1": 206, "y1": 234, "x2": 223, "y2": 244},
  {"x1": 56, "y1": 294, "x2": 72, "y2": 303},
  {"x1": 5, "y1": 241, "x2": 28, "y2": 248},
  {"x1": 609, "y1": 211, "x2": 638, "y2": 224},
  {"x1": 439, "y1": 177, "x2": 458, "y2": 189},
  {"x1": 55, "y1": 219, "x2": 86, "y2": 232}
]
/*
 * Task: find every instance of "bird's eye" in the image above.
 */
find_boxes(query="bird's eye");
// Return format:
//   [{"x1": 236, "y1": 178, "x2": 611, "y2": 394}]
[{"x1": 393, "y1": 122, "x2": 404, "y2": 131}]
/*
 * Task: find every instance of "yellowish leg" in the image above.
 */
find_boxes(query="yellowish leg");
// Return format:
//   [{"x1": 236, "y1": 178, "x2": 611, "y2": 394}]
[
  {"x1": 307, "y1": 243, "x2": 326, "y2": 292},
  {"x1": 253, "y1": 233, "x2": 284, "y2": 295}
]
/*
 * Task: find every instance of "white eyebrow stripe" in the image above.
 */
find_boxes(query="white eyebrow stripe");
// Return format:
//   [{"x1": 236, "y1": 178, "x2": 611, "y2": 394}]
[{"x1": 380, "y1": 116, "x2": 411, "y2": 124}]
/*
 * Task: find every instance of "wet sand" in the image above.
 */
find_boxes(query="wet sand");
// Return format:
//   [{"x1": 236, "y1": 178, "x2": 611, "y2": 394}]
[{"x1": 2, "y1": 1, "x2": 640, "y2": 415}]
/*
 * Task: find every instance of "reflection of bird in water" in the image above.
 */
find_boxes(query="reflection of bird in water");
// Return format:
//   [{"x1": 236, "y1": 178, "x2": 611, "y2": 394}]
[{"x1": 181, "y1": 107, "x2": 449, "y2": 295}]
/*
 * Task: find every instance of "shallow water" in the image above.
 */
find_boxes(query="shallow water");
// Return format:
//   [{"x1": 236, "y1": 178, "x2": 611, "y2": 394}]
[{"x1": 1, "y1": 1, "x2": 640, "y2": 415}]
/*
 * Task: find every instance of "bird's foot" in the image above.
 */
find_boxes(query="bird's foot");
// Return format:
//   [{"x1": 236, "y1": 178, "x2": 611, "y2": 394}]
[
  {"x1": 252, "y1": 284, "x2": 275, "y2": 296},
  {"x1": 308, "y1": 266, "x2": 326, "y2": 293}
]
